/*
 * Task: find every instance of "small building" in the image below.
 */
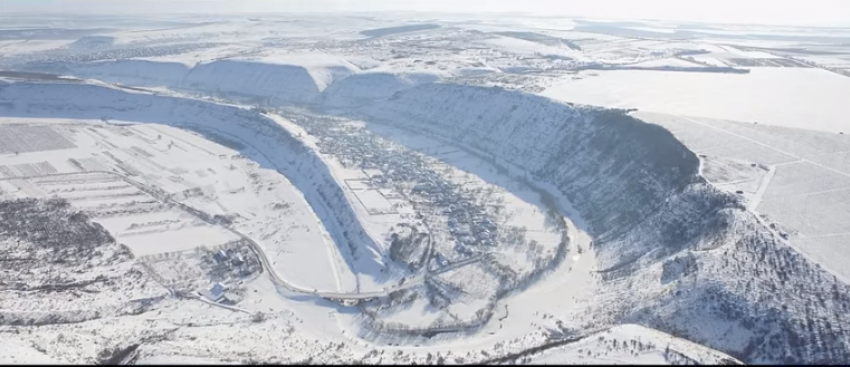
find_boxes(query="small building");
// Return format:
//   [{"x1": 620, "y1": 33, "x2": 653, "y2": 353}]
[
  {"x1": 200, "y1": 282, "x2": 226, "y2": 303},
  {"x1": 234, "y1": 253, "x2": 245, "y2": 265},
  {"x1": 433, "y1": 252, "x2": 449, "y2": 267},
  {"x1": 214, "y1": 250, "x2": 228, "y2": 263},
  {"x1": 455, "y1": 242, "x2": 471, "y2": 255}
]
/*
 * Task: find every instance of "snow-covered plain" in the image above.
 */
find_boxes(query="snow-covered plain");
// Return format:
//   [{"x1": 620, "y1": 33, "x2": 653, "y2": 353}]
[
  {"x1": 636, "y1": 111, "x2": 850, "y2": 284},
  {"x1": 541, "y1": 68, "x2": 850, "y2": 133},
  {"x1": 1, "y1": 13, "x2": 849, "y2": 365}
]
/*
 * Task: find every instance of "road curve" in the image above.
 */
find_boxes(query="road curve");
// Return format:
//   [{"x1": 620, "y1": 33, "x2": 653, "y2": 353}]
[{"x1": 2, "y1": 170, "x2": 485, "y2": 302}]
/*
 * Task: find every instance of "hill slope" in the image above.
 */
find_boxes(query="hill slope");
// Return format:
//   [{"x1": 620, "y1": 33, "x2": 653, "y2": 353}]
[{"x1": 344, "y1": 83, "x2": 850, "y2": 364}]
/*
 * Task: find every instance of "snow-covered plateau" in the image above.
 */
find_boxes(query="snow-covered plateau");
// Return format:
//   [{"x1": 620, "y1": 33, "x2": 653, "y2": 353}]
[{"x1": 1, "y1": 13, "x2": 849, "y2": 364}]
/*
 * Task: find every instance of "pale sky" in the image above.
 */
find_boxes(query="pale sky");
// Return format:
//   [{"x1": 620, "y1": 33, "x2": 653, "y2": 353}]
[{"x1": 1, "y1": 0, "x2": 849, "y2": 26}]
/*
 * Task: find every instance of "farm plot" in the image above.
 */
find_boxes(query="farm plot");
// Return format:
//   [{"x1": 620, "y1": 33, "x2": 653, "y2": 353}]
[
  {"x1": 24, "y1": 171, "x2": 242, "y2": 258},
  {"x1": 362, "y1": 168, "x2": 383, "y2": 179},
  {"x1": 0, "y1": 161, "x2": 59, "y2": 178},
  {"x1": 723, "y1": 58, "x2": 810, "y2": 67},
  {"x1": 700, "y1": 156, "x2": 769, "y2": 196},
  {"x1": 140, "y1": 249, "x2": 206, "y2": 289},
  {"x1": 97, "y1": 213, "x2": 240, "y2": 257},
  {"x1": 324, "y1": 155, "x2": 417, "y2": 259},
  {"x1": 635, "y1": 111, "x2": 850, "y2": 283},
  {"x1": 761, "y1": 162, "x2": 850, "y2": 202},
  {"x1": 345, "y1": 178, "x2": 374, "y2": 191},
  {"x1": 3, "y1": 179, "x2": 45, "y2": 198},
  {"x1": 35, "y1": 176, "x2": 154, "y2": 209},
  {"x1": 758, "y1": 185, "x2": 850, "y2": 236},
  {"x1": 55, "y1": 185, "x2": 148, "y2": 202},
  {"x1": 0, "y1": 124, "x2": 76, "y2": 154},
  {"x1": 32, "y1": 172, "x2": 121, "y2": 186},
  {"x1": 38, "y1": 180, "x2": 133, "y2": 195},
  {"x1": 353, "y1": 189, "x2": 398, "y2": 215}
]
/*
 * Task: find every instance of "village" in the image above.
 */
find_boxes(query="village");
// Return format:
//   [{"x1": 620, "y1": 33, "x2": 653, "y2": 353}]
[{"x1": 288, "y1": 111, "x2": 505, "y2": 269}]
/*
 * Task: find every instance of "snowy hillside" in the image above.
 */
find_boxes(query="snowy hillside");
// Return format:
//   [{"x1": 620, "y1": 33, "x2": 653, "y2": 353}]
[
  {"x1": 343, "y1": 82, "x2": 850, "y2": 363},
  {"x1": 3, "y1": 13, "x2": 850, "y2": 365},
  {"x1": 360, "y1": 83, "x2": 703, "y2": 267},
  {"x1": 320, "y1": 72, "x2": 440, "y2": 109},
  {"x1": 521, "y1": 324, "x2": 741, "y2": 365},
  {"x1": 66, "y1": 55, "x2": 359, "y2": 106},
  {"x1": 183, "y1": 60, "x2": 324, "y2": 105},
  {"x1": 4, "y1": 75, "x2": 850, "y2": 364},
  {"x1": 69, "y1": 59, "x2": 192, "y2": 88}
]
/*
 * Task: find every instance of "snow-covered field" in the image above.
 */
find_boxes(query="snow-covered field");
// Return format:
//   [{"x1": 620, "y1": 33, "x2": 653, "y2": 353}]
[
  {"x1": 0, "y1": 118, "x2": 350, "y2": 293},
  {"x1": 1, "y1": 12, "x2": 849, "y2": 365},
  {"x1": 636, "y1": 111, "x2": 850, "y2": 284},
  {"x1": 523, "y1": 324, "x2": 739, "y2": 365},
  {"x1": 541, "y1": 68, "x2": 850, "y2": 133}
]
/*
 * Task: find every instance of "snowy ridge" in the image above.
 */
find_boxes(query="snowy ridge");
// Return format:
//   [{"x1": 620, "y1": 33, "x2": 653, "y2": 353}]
[
  {"x1": 320, "y1": 72, "x2": 441, "y2": 109},
  {"x1": 182, "y1": 60, "x2": 323, "y2": 105},
  {"x1": 65, "y1": 58, "x2": 430, "y2": 108},
  {"x1": 522, "y1": 324, "x2": 741, "y2": 365},
  {"x1": 70, "y1": 59, "x2": 192, "y2": 88},
  {"x1": 345, "y1": 83, "x2": 850, "y2": 363}
]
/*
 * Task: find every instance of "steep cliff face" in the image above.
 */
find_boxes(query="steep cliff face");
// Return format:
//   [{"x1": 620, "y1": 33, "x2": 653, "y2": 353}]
[
  {"x1": 359, "y1": 84, "x2": 713, "y2": 267},
  {"x1": 320, "y1": 72, "x2": 440, "y2": 109},
  {"x1": 183, "y1": 60, "x2": 324, "y2": 105},
  {"x1": 348, "y1": 83, "x2": 850, "y2": 364},
  {"x1": 65, "y1": 58, "x2": 358, "y2": 106}
]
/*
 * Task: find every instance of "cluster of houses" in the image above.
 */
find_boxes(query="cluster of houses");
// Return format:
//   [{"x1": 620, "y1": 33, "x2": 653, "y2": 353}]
[
  {"x1": 195, "y1": 241, "x2": 260, "y2": 303},
  {"x1": 211, "y1": 247, "x2": 253, "y2": 277},
  {"x1": 295, "y1": 113, "x2": 503, "y2": 263}
]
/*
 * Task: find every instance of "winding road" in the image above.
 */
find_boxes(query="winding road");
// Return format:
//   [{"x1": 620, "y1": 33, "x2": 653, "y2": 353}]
[{"x1": 1, "y1": 169, "x2": 485, "y2": 302}]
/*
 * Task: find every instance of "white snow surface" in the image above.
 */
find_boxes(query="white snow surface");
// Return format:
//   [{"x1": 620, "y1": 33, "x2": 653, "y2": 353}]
[
  {"x1": 541, "y1": 68, "x2": 850, "y2": 133},
  {"x1": 2, "y1": 15, "x2": 849, "y2": 365},
  {"x1": 525, "y1": 324, "x2": 738, "y2": 365},
  {"x1": 0, "y1": 338, "x2": 66, "y2": 364}
]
